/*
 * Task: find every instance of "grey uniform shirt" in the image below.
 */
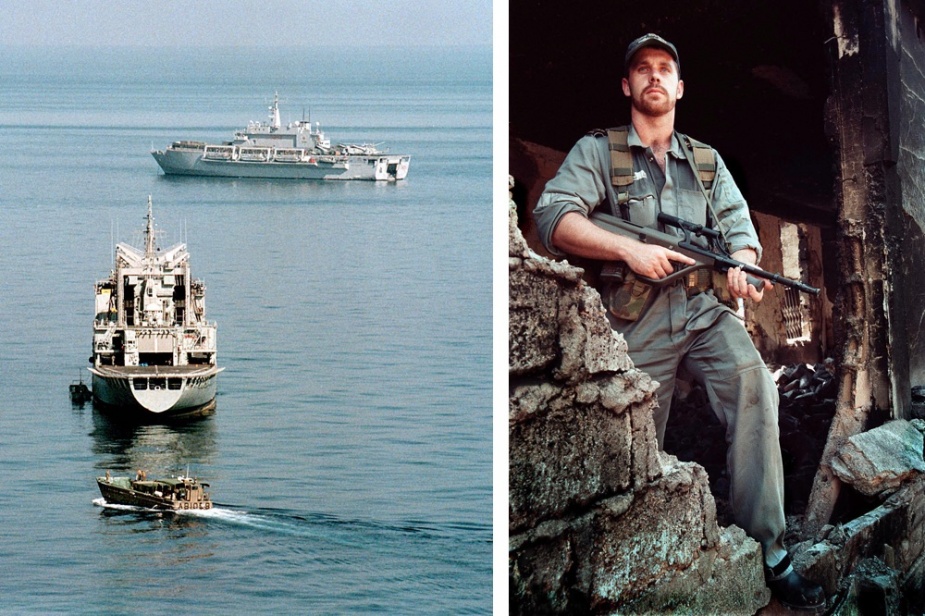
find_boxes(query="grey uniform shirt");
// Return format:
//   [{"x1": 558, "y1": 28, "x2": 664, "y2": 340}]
[{"x1": 533, "y1": 124, "x2": 761, "y2": 261}]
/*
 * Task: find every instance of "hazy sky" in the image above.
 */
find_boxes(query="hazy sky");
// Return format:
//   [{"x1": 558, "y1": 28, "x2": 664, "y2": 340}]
[{"x1": 1, "y1": 0, "x2": 493, "y2": 47}]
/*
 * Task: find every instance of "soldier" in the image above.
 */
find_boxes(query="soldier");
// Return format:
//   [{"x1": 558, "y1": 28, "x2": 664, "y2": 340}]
[{"x1": 533, "y1": 33, "x2": 825, "y2": 610}]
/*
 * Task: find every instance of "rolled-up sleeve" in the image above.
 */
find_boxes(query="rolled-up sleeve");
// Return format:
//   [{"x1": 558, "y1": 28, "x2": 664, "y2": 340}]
[
  {"x1": 710, "y1": 152, "x2": 763, "y2": 261},
  {"x1": 533, "y1": 136, "x2": 609, "y2": 256}
]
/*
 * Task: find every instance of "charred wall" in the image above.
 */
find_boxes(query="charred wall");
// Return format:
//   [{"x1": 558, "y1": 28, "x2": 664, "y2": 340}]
[{"x1": 896, "y1": 1, "x2": 925, "y2": 392}]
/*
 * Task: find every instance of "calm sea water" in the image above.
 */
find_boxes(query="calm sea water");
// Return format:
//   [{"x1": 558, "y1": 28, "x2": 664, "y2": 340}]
[{"x1": 0, "y1": 46, "x2": 492, "y2": 614}]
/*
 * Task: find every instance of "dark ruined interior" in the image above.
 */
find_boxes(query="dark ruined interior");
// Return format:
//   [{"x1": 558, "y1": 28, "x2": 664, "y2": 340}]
[{"x1": 511, "y1": 2, "x2": 835, "y2": 231}]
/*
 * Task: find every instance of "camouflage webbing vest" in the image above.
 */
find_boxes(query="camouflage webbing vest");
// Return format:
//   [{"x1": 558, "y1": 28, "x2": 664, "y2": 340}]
[
  {"x1": 604, "y1": 125, "x2": 716, "y2": 218},
  {"x1": 595, "y1": 126, "x2": 725, "y2": 320}
]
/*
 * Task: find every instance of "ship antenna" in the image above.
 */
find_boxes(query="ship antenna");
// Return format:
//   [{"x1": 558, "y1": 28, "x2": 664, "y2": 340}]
[
  {"x1": 145, "y1": 196, "x2": 156, "y2": 258},
  {"x1": 269, "y1": 91, "x2": 281, "y2": 130}
]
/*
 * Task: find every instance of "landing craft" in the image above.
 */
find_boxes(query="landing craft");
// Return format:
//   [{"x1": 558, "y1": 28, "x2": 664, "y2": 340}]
[{"x1": 97, "y1": 470, "x2": 212, "y2": 511}]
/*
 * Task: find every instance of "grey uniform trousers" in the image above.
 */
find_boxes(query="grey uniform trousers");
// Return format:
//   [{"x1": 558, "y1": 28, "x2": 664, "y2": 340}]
[{"x1": 609, "y1": 284, "x2": 787, "y2": 565}]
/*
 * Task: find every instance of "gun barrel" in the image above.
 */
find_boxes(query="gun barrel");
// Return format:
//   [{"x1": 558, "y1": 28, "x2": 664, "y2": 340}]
[{"x1": 746, "y1": 266, "x2": 820, "y2": 295}]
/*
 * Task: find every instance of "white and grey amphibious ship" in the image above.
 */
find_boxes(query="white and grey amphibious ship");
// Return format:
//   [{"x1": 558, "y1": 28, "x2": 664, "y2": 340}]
[
  {"x1": 89, "y1": 197, "x2": 223, "y2": 416},
  {"x1": 152, "y1": 93, "x2": 410, "y2": 181}
]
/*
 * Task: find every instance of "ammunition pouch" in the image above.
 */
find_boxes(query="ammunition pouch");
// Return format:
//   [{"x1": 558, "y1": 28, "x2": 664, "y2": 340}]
[
  {"x1": 599, "y1": 262, "x2": 654, "y2": 322},
  {"x1": 597, "y1": 263, "x2": 733, "y2": 321},
  {"x1": 709, "y1": 270, "x2": 738, "y2": 309},
  {"x1": 681, "y1": 268, "x2": 714, "y2": 298}
]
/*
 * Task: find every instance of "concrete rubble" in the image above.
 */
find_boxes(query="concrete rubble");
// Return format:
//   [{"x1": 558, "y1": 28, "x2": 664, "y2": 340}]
[{"x1": 831, "y1": 420, "x2": 925, "y2": 497}]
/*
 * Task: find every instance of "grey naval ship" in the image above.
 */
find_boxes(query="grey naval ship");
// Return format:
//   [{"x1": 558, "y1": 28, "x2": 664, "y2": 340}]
[
  {"x1": 152, "y1": 93, "x2": 411, "y2": 181},
  {"x1": 88, "y1": 197, "x2": 223, "y2": 416}
]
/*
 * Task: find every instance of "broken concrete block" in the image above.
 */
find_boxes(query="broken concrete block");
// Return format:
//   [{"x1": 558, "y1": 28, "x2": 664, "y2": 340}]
[
  {"x1": 831, "y1": 420, "x2": 925, "y2": 497},
  {"x1": 508, "y1": 200, "x2": 770, "y2": 614},
  {"x1": 510, "y1": 462, "x2": 769, "y2": 615},
  {"x1": 509, "y1": 372, "x2": 660, "y2": 533},
  {"x1": 796, "y1": 475, "x2": 925, "y2": 596}
]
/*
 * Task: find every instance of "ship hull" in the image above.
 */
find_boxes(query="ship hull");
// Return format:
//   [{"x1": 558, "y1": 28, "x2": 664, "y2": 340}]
[
  {"x1": 152, "y1": 148, "x2": 410, "y2": 181},
  {"x1": 97, "y1": 479, "x2": 178, "y2": 510},
  {"x1": 89, "y1": 365, "x2": 222, "y2": 416}
]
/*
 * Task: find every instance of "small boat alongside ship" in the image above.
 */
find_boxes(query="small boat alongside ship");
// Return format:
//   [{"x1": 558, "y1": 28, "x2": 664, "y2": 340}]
[
  {"x1": 88, "y1": 197, "x2": 223, "y2": 416},
  {"x1": 152, "y1": 93, "x2": 411, "y2": 181},
  {"x1": 69, "y1": 374, "x2": 92, "y2": 405},
  {"x1": 97, "y1": 470, "x2": 212, "y2": 511}
]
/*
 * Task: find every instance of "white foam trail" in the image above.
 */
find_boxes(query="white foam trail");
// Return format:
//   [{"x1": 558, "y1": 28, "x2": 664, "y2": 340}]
[
  {"x1": 180, "y1": 507, "x2": 244, "y2": 521},
  {"x1": 93, "y1": 498, "x2": 146, "y2": 512}
]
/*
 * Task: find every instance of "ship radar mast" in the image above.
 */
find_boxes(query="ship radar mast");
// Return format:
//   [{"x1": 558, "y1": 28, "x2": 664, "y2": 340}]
[
  {"x1": 269, "y1": 92, "x2": 281, "y2": 130},
  {"x1": 144, "y1": 195, "x2": 157, "y2": 258}
]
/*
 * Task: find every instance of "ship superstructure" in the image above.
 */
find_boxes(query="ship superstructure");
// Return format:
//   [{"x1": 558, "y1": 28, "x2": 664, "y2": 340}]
[{"x1": 88, "y1": 197, "x2": 222, "y2": 416}]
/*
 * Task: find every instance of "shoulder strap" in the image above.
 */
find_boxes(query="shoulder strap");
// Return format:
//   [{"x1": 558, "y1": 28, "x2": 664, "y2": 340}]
[
  {"x1": 601, "y1": 128, "x2": 718, "y2": 221},
  {"x1": 604, "y1": 127, "x2": 633, "y2": 217},
  {"x1": 682, "y1": 134, "x2": 716, "y2": 191},
  {"x1": 605, "y1": 126, "x2": 634, "y2": 189},
  {"x1": 678, "y1": 133, "x2": 728, "y2": 244},
  {"x1": 608, "y1": 127, "x2": 716, "y2": 189}
]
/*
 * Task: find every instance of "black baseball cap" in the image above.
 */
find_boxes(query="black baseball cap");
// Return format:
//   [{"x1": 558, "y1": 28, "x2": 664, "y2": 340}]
[{"x1": 624, "y1": 33, "x2": 680, "y2": 73}]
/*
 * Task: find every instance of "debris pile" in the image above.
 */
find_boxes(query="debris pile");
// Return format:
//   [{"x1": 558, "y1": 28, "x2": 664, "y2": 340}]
[
  {"x1": 795, "y1": 419, "x2": 925, "y2": 610},
  {"x1": 774, "y1": 359, "x2": 837, "y2": 514}
]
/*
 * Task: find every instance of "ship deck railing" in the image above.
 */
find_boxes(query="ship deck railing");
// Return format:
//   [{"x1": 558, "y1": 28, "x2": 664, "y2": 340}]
[{"x1": 90, "y1": 364, "x2": 223, "y2": 377}]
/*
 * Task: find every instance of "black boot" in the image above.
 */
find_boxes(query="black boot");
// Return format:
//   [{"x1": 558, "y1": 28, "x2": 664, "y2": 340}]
[{"x1": 765, "y1": 554, "x2": 825, "y2": 610}]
